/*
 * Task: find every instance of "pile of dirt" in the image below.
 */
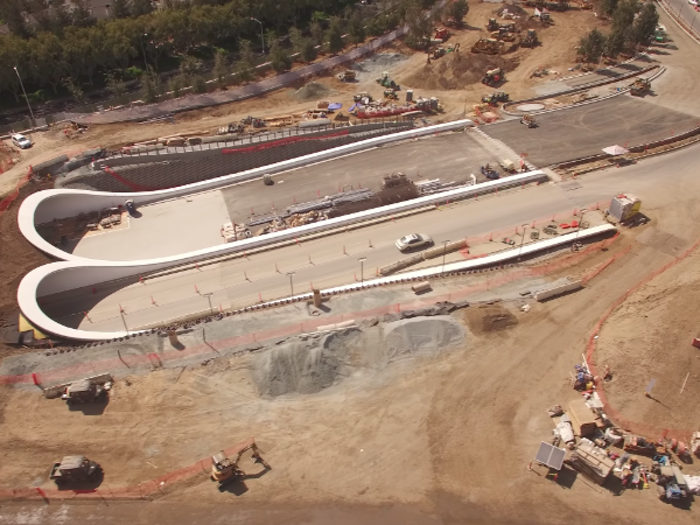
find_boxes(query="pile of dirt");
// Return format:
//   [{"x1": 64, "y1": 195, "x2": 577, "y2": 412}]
[
  {"x1": 290, "y1": 82, "x2": 332, "y2": 101},
  {"x1": 465, "y1": 304, "x2": 518, "y2": 335},
  {"x1": 496, "y1": 3, "x2": 528, "y2": 17},
  {"x1": 401, "y1": 53, "x2": 520, "y2": 91},
  {"x1": 352, "y1": 53, "x2": 408, "y2": 74},
  {"x1": 383, "y1": 317, "x2": 465, "y2": 359},
  {"x1": 252, "y1": 316, "x2": 466, "y2": 397}
]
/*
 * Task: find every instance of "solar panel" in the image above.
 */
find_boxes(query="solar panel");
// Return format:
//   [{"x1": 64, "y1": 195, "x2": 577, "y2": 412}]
[{"x1": 535, "y1": 442, "x2": 566, "y2": 470}]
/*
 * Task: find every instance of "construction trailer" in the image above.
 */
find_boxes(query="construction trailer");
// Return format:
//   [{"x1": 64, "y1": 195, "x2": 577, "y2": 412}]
[{"x1": 607, "y1": 194, "x2": 642, "y2": 223}]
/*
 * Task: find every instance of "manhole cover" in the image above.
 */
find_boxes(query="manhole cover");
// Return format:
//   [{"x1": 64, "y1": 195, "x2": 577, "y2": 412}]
[{"x1": 517, "y1": 103, "x2": 546, "y2": 112}]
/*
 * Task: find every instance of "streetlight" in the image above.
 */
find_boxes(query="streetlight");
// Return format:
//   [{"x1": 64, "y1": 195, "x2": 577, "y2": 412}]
[
  {"x1": 250, "y1": 17, "x2": 265, "y2": 54},
  {"x1": 576, "y1": 208, "x2": 587, "y2": 241},
  {"x1": 441, "y1": 240, "x2": 451, "y2": 275},
  {"x1": 13, "y1": 66, "x2": 35, "y2": 130},
  {"x1": 286, "y1": 271, "x2": 295, "y2": 297},
  {"x1": 140, "y1": 33, "x2": 149, "y2": 67},
  {"x1": 518, "y1": 224, "x2": 529, "y2": 260},
  {"x1": 203, "y1": 292, "x2": 214, "y2": 314},
  {"x1": 358, "y1": 257, "x2": 367, "y2": 283}
]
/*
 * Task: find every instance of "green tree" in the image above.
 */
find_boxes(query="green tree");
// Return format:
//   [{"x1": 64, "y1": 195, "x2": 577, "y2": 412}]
[
  {"x1": 28, "y1": 32, "x2": 67, "y2": 94},
  {"x1": 299, "y1": 38, "x2": 318, "y2": 62},
  {"x1": 62, "y1": 77, "x2": 86, "y2": 104},
  {"x1": 104, "y1": 71, "x2": 127, "y2": 98},
  {"x1": 213, "y1": 48, "x2": 229, "y2": 88},
  {"x1": 270, "y1": 41, "x2": 292, "y2": 72},
  {"x1": 405, "y1": 0, "x2": 432, "y2": 49},
  {"x1": 71, "y1": 0, "x2": 95, "y2": 27},
  {"x1": 629, "y1": 2, "x2": 659, "y2": 48},
  {"x1": 598, "y1": 0, "x2": 619, "y2": 17},
  {"x1": 0, "y1": 35, "x2": 28, "y2": 101},
  {"x1": 603, "y1": 29, "x2": 625, "y2": 58},
  {"x1": 326, "y1": 16, "x2": 345, "y2": 54},
  {"x1": 448, "y1": 0, "x2": 469, "y2": 25},
  {"x1": 578, "y1": 29, "x2": 606, "y2": 66},
  {"x1": 0, "y1": 0, "x2": 30, "y2": 37},
  {"x1": 109, "y1": 0, "x2": 131, "y2": 19},
  {"x1": 140, "y1": 67, "x2": 160, "y2": 103},
  {"x1": 611, "y1": 0, "x2": 638, "y2": 36},
  {"x1": 192, "y1": 75, "x2": 208, "y2": 93},
  {"x1": 169, "y1": 74, "x2": 187, "y2": 98},
  {"x1": 236, "y1": 40, "x2": 255, "y2": 82},
  {"x1": 131, "y1": 0, "x2": 154, "y2": 17},
  {"x1": 347, "y1": 11, "x2": 366, "y2": 47},
  {"x1": 310, "y1": 21, "x2": 325, "y2": 47}
]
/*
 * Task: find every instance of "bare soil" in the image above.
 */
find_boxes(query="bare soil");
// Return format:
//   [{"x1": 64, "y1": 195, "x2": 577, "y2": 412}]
[
  {"x1": 464, "y1": 303, "x2": 519, "y2": 334},
  {"x1": 596, "y1": 247, "x2": 700, "y2": 430}
]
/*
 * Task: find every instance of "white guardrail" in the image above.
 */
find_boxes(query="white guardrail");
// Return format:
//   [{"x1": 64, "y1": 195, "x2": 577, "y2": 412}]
[
  {"x1": 18, "y1": 223, "x2": 615, "y2": 342},
  {"x1": 19, "y1": 119, "x2": 474, "y2": 261}
]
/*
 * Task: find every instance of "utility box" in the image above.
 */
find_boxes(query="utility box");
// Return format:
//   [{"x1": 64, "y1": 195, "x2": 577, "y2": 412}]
[
  {"x1": 608, "y1": 194, "x2": 641, "y2": 222},
  {"x1": 568, "y1": 398, "x2": 598, "y2": 438},
  {"x1": 406, "y1": 90, "x2": 414, "y2": 103}
]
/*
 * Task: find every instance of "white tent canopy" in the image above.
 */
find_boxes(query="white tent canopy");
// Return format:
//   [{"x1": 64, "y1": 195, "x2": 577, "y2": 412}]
[{"x1": 602, "y1": 145, "x2": 630, "y2": 155}]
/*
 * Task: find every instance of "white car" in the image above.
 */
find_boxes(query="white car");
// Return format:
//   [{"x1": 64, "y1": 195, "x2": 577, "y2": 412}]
[
  {"x1": 11, "y1": 133, "x2": 32, "y2": 149},
  {"x1": 395, "y1": 233, "x2": 433, "y2": 252},
  {"x1": 689, "y1": 0, "x2": 699, "y2": 7}
]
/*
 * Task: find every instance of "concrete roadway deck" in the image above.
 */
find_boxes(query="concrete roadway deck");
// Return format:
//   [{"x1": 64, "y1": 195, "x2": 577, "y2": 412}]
[
  {"x1": 485, "y1": 95, "x2": 699, "y2": 166},
  {"x1": 69, "y1": 132, "x2": 513, "y2": 261},
  {"x1": 39, "y1": 141, "x2": 700, "y2": 333}
]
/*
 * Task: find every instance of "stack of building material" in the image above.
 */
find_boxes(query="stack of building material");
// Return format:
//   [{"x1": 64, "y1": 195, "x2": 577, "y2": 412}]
[{"x1": 221, "y1": 222, "x2": 250, "y2": 243}]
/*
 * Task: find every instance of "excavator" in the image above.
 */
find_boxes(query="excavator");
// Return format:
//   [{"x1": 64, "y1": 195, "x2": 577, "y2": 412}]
[{"x1": 210, "y1": 438, "x2": 268, "y2": 491}]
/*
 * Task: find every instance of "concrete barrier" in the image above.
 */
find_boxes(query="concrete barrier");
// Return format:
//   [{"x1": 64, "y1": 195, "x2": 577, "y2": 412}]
[{"x1": 534, "y1": 280, "x2": 583, "y2": 301}]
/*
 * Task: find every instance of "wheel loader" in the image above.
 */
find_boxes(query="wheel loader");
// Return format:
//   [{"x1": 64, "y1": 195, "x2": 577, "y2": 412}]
[
  {"x1": 521, "y1": 29, "x2": 538, "y2": 48},
  {"x1": 629, "y1": 78, "x2": 650, "y2": 97},
  {"x1": 471, "y1": 38, "x2": 505, "y2": 56},
  {"x1": 210, "y1": 438, "x2": 268, "y2": 491}
]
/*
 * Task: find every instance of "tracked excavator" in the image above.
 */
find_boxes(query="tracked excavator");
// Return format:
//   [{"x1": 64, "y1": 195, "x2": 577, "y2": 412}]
[{"x1": 210, "y1": 438, "x2": 268, "y2": 491}]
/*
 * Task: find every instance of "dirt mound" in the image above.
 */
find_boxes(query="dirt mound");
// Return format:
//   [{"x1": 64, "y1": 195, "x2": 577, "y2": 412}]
[
  {"x1": 465, "y1": 304, "x2": 518, "y2": 335},
  {"x1": 253, "y1": 317, "x2": 466, "y2": 397},
  {"x1": 290, "y1": 82, "x2": 332, "y2": 101},
  {"x1": 497, "y1": 4, "x2": 528, "y2": 17},
  {"x1": 400, "y1": 53, "x2": 520, "y2": 91},
  {"x1": 382, "y1": 317, "x2": 465, "y2": 359},
  {"x1": 252, "y1": 328, "x2": 363, "y2": 397},
  {"x1": 353, "y1": 53, "x2": 408, "y2": 74}
]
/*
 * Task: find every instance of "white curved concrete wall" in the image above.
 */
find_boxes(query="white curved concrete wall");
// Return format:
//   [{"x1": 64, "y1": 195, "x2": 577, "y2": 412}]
[
  {"x1": 20, "y1": 119, "x2": 474, "y2": 262},
  {"x1": 19, "y1": 223, "x2": 615, "y2": 341}
]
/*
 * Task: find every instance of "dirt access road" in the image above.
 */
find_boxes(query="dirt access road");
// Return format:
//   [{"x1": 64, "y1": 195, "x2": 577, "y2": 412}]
[
  {"x1": 2, "y1": 145, "x2": 700, "y2": 523},
  {"x1": 0, "y1": 4, "x2": 605, "y2": 198}
]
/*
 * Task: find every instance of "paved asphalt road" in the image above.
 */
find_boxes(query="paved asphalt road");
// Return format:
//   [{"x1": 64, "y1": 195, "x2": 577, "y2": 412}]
[
  {"x1": 485, "y1": 96, "x2": 699, "y2": 166},
  {"x1": 40, "y1": 142, "x2": 700, "y2": 334},
  {"x1": 665, "y1": 0, "x2": 700, "y2": 36}
]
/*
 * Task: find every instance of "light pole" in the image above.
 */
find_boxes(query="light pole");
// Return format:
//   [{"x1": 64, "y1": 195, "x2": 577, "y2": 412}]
[
  {"x1": 250, "y1": 17, "x2": 265, "y2": 54},
  {"x1": 203, "y1": 292, "x2": 214, "y2": 314},
  {"x1": 441, "y1": 240, "x2": 451, "y2": 275},
  {"x1": 518, "y1": 224, "x2": 529, "y2": 260},
  {"x1": 576, "y1": 208, "x2": 587, "y2": 241},
  {"x1": 13, "y1": 66, "x2": 35, "y2": 130},
  {"x1": 140, "y1": 33, "x2": 149, "y2": 67},
  {"x1": 358, "y1": 257, "x2": 367, "y2": 283},
  {"x1": 286, "y1": 271, "x2": 295, "y2": 297}
]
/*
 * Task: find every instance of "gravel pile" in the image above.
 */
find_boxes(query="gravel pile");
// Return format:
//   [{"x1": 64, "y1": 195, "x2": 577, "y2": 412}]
[
  {"x1": 383, "y1": 316, "x2": 465, "y2": 359},
  {"x1": 290, "y1": 82, "x2": 332, "y2": 101}
]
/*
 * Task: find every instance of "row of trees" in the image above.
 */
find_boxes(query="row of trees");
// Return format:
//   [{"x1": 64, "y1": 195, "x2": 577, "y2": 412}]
[
  {"x1": 0, "y1": 0, "x2": 401, "y2": 105},
  {"x1": 578, "y1": 0, "x2": 659, "y2": 65}
]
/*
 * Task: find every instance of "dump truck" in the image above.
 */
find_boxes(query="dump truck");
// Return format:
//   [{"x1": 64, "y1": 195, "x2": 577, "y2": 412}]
[
  {"x1": 62, "y1": 379, "x2": 108, "y2": 405},
  {"x1": 210, "y1": 438, "x2": 267, "y2": 491},
  {"x1": 629, "y1": 78, "x2": 651, "y2": 96},
  {"x1": 472, "y1": 38, "x2": 505, "y2": 55},
  {"x1": 50, "y1": 456, "x2": 101, "y2": 486},
  {"x1": 521, "y1": 29, "x2": 538, "y2": 48},
  {"x1": 482, "y1": 67, "x2": 505, "y2": 86},
  {"x1": 434, "y1": 28, "x2": 450, "y2": 42}
]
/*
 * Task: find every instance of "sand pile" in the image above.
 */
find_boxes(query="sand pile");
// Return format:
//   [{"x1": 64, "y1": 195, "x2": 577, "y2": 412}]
[
  {"x1": 291, "y1": 82, "x2": 332, "y2": 101},
  {"x1": 401, "y1": 54, "x2": 519, "y2": 91},
  {"x1": 465, "y1": 304, "x2": 518, "y2": 334},
  {"x1": 253, "y1": 316, "x2": 467, "y2": 398},
  {"x1": 383, "y1": 317, "x2": 465, "y2": 359}
]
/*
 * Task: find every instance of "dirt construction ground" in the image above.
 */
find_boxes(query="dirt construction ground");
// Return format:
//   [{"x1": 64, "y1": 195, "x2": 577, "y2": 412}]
[{"x1": 2, "y1": 5, "x2": 700, "y2": 524}]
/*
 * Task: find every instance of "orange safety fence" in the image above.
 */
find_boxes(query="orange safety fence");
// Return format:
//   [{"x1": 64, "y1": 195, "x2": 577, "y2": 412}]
[{"x1": 585, "y1": 232, "x2": 700, "y2": 440}]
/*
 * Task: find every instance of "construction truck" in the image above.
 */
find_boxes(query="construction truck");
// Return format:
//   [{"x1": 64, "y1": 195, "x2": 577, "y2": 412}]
[
  {"x1": 376, "y1": 71, "x2": 400, "y2": 91},
  {"x1": 520, "y1": 114, "x2": 538, "y2": 128},
  {"x1": 50, "y1": 456, "x2": 101, "y2": 486},
  {"x1": 487, "y1": 18, "x2": 499, "y2": 31},
  {"x1": 629, "y1": 78, "x2": 651, "y2": 96},
  {"x1": 241, "y1": 116, "x2": 266, "y2": 128},
  {"x1": 481, "y1": 68, "x2": 505, "y2": 86},
  {"x1": 521, "y1": 29, "x2": 538, "y2": 48},
  {"x1": 217, "y1": 123, "x2": 245, "y2": 135},
  {"x1": 337, "y1": 70, "x2": 356, "y2": 82},
  {"x1": 481, "y1": 92, "x2": 509, "y2": 106},
  {"x1": 62, "y1": 379, "x2": 108, "y2": 405},
  {"x1": 210, "y1": 438, "x2": 268, "y2": 491},
  {"x1": 471, "y1": 38, "x2": 505, "y2": 55},
  {"x1": 490, "y1": 28, "x2": 518, "y2": 42},
  {"x1": 384, "y1": 89, "x2": 398, "y2": 100},
  {"x1": 434, "y1": 28, "x2": 450, "y2": 42}
]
